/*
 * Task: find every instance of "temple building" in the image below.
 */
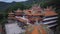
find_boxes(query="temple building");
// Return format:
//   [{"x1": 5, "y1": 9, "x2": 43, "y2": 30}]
[{"x1": 43, "y1": 6, "x2": 58, "y2": 30}]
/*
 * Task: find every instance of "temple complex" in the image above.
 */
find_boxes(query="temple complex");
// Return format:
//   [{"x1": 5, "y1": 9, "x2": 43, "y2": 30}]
[{"x1": 4, "y1": 4, "x2": 58, "y2": 34}]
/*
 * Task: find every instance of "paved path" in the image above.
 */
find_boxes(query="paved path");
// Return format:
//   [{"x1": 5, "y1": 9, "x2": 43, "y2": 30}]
[{"x1": 5, "y1": 23, "x2": 25, "y2": 34}]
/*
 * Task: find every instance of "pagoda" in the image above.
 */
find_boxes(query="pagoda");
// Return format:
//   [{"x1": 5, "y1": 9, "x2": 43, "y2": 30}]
[
  {"x1": 8, "y1": 11, "x2": 15, "y2": 23},
  {"x1": 42, "y1": 6, "x2": 58, "y2": 28}
]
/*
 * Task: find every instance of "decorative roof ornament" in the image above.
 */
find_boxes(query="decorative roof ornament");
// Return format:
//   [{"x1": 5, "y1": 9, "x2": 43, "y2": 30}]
[
  {"x1": 14, "y1": 8, "x2": 23, "y2": 16},
  {"x1": 8, "y1": 11, "x2": 14, "y2": 15},
  {"x1": 24, "y1": 4, "x2": 44, "y2": 16},
  {"x1": 44, "y1": 6, "x2": 58, "y2": 16},
  {"x1": 44, "y1": 6, "x2": 53, "y2": 11},
  {"x1": 14, "y1": 8, "x2": 22, "y2": 13},
  {"x1": 30, "y1": 4, "x2": 43, "y2": 15},
  {"x1": 31, "y1": 4, "x2": 42, "y2": 10}
]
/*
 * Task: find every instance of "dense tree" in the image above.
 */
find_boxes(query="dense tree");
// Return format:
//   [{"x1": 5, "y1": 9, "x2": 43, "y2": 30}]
[{"x1": 6, "y1": 2, "x2": 25, "y2": 11}]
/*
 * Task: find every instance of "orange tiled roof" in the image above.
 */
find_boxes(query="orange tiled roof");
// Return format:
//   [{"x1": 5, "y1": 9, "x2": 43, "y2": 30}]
[
  {"x1": 44, "y1": 7, "x2": 58, "y2": 16},
  {"x1": 45, "y1": 11, "x2": 58, "y2": 16}
]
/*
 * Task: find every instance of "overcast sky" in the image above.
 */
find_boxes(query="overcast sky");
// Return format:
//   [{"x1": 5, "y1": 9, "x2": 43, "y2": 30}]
[{"x1": 0, "y1": 0, "x2": 27, "y2": 3}]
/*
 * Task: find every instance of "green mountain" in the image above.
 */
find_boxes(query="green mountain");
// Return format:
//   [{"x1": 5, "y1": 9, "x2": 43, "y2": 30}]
[{"x1": 0, "y1": 0, "x2": 60, "y2": 14}]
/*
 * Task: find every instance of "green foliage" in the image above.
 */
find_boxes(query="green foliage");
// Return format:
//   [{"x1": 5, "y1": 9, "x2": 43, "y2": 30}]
[
  {"x1": 40, "y1": 1, "x2": 48, "y2": 8},
  {"x1": 7, "y1": 2, "x2": 28, "y2": 11}
]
